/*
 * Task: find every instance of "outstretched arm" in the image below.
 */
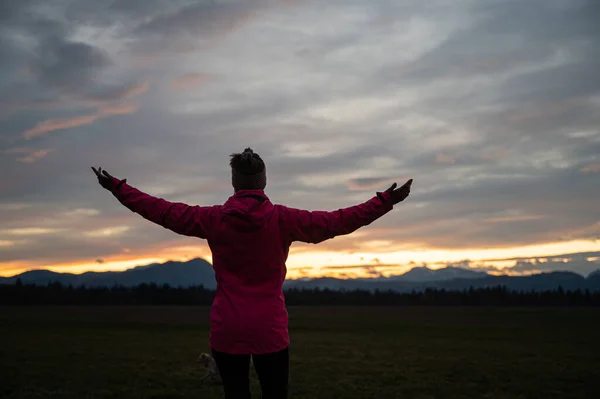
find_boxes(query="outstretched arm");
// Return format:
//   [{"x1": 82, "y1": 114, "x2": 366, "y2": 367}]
[
  {"x1": 91, "y1": 167, "x2": 217, "y2": 239},
  {"x1": 279, "y1": 179, "x2": 413, "y2": 244}
]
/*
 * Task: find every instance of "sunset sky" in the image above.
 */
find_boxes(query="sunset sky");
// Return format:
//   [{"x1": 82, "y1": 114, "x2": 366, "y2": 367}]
[{"x1": 1, "y1": 0, "x2": 599, "y2": 280}]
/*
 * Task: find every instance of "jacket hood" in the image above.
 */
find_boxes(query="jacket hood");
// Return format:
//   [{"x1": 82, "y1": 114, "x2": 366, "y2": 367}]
[{"x1": 221, "y1": 190, "x2": 274, "y2": 232}]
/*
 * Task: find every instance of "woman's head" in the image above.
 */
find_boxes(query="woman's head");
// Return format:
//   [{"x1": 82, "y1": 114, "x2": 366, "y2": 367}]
[{"x1": 230, "y1": 147, "x2": 267, "y2": 191}]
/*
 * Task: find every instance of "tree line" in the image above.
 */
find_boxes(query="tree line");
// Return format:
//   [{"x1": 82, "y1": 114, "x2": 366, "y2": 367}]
[{"x1": 1, "y1": 280, "x2": 599, "y2": 306}]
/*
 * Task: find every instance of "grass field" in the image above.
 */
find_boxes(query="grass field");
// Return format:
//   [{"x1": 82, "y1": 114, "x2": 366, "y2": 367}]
[{"x1": 1, "y1": 306, "x2": 599, "y2": 399}]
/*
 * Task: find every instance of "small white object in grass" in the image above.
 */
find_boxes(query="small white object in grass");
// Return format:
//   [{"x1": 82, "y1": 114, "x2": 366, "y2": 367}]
[{"x1": 197, "y1": 352, "x2": 221, "y2": 384}]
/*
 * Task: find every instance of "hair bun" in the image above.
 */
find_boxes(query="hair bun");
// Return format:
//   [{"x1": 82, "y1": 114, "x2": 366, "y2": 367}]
[
  {"x1": 241, "y1": 147, "x2": 255, "y2": 162},
  {"x1": 229, "y1": 148, "x2": 265, "y2": 176}
]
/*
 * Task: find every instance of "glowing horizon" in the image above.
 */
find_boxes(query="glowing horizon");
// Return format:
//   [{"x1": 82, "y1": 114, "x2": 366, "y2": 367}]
[{"x1": 2, "y1": 238, "x2": 598, "y2": 280}]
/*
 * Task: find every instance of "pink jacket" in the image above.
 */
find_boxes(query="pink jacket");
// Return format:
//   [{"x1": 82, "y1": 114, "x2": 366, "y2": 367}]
[{"x1": 110, "y1": 178, "x2": 394, "y2": 354}]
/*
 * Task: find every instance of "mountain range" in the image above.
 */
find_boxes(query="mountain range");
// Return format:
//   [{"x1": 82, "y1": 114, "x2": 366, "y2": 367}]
[
  {"x1": 1, "y1": 259, "x2": 218, "y2": 290},
  {"x1": 2, "y1": 258, "x2": 600, "y2": 292}
]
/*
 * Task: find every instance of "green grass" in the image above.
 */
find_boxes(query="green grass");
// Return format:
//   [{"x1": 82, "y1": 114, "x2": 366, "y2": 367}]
[{"x1": 1, "y1": 306, "x2": 599, "y2": 398}]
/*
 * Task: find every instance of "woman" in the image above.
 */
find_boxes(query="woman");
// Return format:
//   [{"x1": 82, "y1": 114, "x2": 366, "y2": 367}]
[{"x1": 92, "y1": 148, "x2": 413, "y2": 399}]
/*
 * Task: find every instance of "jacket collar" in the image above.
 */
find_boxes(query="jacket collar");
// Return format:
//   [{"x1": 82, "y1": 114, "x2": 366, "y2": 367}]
[{"x1": 231, "y1": 189, "x2": 269, "y2": 202}]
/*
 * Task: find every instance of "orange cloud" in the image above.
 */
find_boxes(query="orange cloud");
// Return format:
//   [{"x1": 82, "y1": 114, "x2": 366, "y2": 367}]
[
  {"x1": 170, "y1": 73, "x2": 209, "y2": 90},
  {"x1": 17, "y1": 150, "x2": 52, "y2": 163},
  {"x1": 23, "y1": 103, "x2": 139, "y2": 139},
  {"x1": 3, "y1": 81, "x2": 148, "y2": 117},
  {"x1": 24, "y1": 115, "x2": 99, "y2": 139},
  {"x1": 483, "y1": 214, "x2": 545, "y2": 223},
  {"x1": 480, "y1": 148, "x2": 508, "y2": 161},
  {"x1": 119, "y1": 81, "x2": 150, "y2": 100},
  {"x1": 507, "y1": 98, "x2": 584, "y2": 123},
  {"x1": 435, "y1": 152, "x2": 457, "y2": 164},
  {"x1": 99, "y1": 103, "x2": 140, "y2": 115},
  {"x1": 84, "y1": 81, "x2": 150, "y2": 106},
  {"x1": 580, "y1": 163, "x2": 600, "y2": 173},
  {"x1": 7, "y1": 148, "x2": 53, "y2": 163}
]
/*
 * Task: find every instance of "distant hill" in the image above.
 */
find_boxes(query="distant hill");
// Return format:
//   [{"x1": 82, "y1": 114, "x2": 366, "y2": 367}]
[
  {"x1": 388, "y1": 266, "x2": 486, "y2": 282},
  {"x1": 589, "y1": 269, "x2": 600, "y2": 279},
  {"x1": 286, "y1": 271, "x2": 600, "y2": 292},
  {"x1": 1, "y1": 258, "x2": 217, "y2": 289},
  {"x1": 2, "y1": 259, "x2": 600, "y2": 292}
]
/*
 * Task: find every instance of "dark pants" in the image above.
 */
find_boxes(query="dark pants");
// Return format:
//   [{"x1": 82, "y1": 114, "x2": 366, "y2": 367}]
[{"x1": 211, "y1": 346, "x2": 289, "y2": 399}]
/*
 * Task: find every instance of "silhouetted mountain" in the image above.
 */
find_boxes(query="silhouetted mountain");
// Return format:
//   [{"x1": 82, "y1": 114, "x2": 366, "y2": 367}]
[
  {"x1": 588, "y1": 269, "x2": 600, "y2": 279},
  {"x1": 285, "y1": 271, "x2": 600, "y2": 292},
  {"x1": 2, "y1": 259, "x2": 600, "y2": 292},
  {"x1": 436, "y1": 271, "x2": 588, "y2": 292},
  {"x1": 389, "y1": 266, "x2": 486, "y2": 282},
  {"x1": 6, "y1": 269, "x2": 84, "y2": 286},
  {"x1": 1, "y1": 258, "x2": 216, "y2": 289}
]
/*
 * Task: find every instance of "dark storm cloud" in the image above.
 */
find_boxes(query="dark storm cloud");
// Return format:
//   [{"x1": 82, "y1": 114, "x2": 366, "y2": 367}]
[
  {"x1": 366, "y1": 0, "x2": 600, "y2": 149},
  {"x1": 134, "y1": 2, "x2": 254, "y2": 37},
  {"x1": 376, "y1": 0, "x2": 600, "y2": 84},
  {"x1": 30, "y1": 36, "x2": 112, "y2": 90},
  {"x1": 0, "y1": 4, "x2": 106, "y2": 89}
]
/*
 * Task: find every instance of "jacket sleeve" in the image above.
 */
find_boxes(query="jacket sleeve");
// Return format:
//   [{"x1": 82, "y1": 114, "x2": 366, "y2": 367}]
[
  {"x1": 278, "y1": 190, "x2": 395, "y2": 244},
  {"x1": 109, "y1": 177, "x2": 218, "y2": 239}
]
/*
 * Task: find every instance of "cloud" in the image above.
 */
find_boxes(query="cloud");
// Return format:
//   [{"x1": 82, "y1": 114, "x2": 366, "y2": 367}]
[
  {"x1": 1, "y1": 0, "x2": 599, "y2": 276},
  {"x1": 99, "y1": 103, "x2": 140, "y2": 116},
  {"x1": 1, "y1": 227, "x2": 62, "y2": 236},
  {"x1": 345, "y1": 177, "x2": 393, "y2": 191},
  {"x1": 134, "y1": 2, "x2": 255, "y2": 38},
  {"x1": 435, "y1": 153, "x2": 456, "y2": 165},
  {"x1": 170, "y1": 73, "x2": 210, "y2": 90},
  {"x1": 23, "y1": 103, "x2": 139, "y2": 139},
  {"x1": 126, "y1": 0, "x2": 293, "y2": 58},
  {"x1": 62, "y1": 208, "x2": 101, "y2": 218},
  {"x1": 361, "y1": 265, "x2": 383, "y2": 278},
  {"x1": 86, "y1": 81, "x2": 150, "y2": 103},
  {"x1": 482, "y1": 213, "x2": 545, "y2": 224},
  {"x1": 313, "y1": 251, "x2": 600, "y2": 279},
  {"x1": 445, "y1": 251, "x2": 600, "y2": 278},
  {"x1": 581, "y1": 163, "x2": 600, "y2": 173},
  {"x1": 23, "y1": 115, "x2": 100, "y2": 139},
  {"x1": 83, "y1": 226, "x2": 131, "y2": 238},
  {"x1": 5, "y1": 147, "x2": 53, "y2": 163},
  {"x1": 323, "y1": 263, "x2": 399, "y2": 270},
  {"x1": 30, "y1": 37, "x2": 112, "y2": 91}
]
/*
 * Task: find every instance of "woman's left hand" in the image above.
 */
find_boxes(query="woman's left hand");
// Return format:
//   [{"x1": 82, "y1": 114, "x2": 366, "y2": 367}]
[{"x1": 91, "y1": 166, "x2": 116, "y2": 191}]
